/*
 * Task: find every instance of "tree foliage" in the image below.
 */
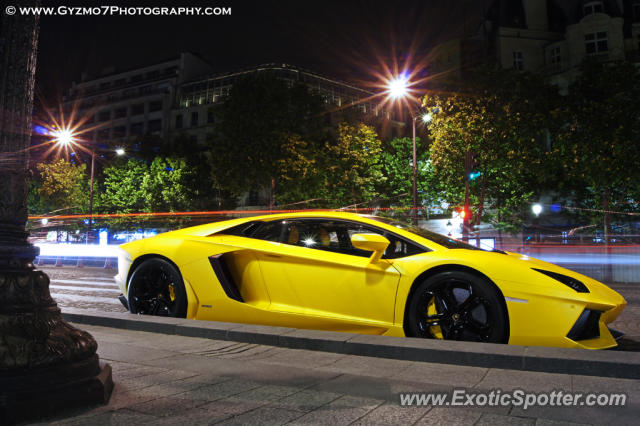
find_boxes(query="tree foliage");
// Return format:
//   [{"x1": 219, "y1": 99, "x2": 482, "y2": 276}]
[
  {"x1": 36, "y1": 158, "x2": 89, "y2": 214},
  {"x1": 322, "y1": 122, "x2": 384, "y2": 208},
  {"x1": 207, "y1": 73, "x2": 326, "y2": 206},
  {"x1": 378, "y1": 136, "x2": 444, "y2": 209},
  {"x1": 424, "y1": 68, "x2": 557, "y2": 228},
  {"x1": 100, "y1": 157, "x2": 197, "y2": 214},
  {"x1": 552, "y1": 60, "x2": 640, "y2": 236}
]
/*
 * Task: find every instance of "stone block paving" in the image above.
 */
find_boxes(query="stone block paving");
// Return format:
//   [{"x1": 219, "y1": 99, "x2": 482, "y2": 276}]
[{"x1": 29, "y1": 324, "x2": 639, "y2": 426}]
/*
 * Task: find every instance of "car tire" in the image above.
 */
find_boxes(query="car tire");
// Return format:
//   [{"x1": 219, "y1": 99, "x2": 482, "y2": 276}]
[
  {"x1": 127, "y1": 258, "x2": 188, "y2": 318},
  {"x1": 406, "y1": 271, "x2": 508, "y2": 343}
]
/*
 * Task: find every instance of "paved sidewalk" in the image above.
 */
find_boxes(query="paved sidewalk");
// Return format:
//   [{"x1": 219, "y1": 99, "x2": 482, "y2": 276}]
[{"x1": 32, "y1": 324, "x2": 639, "y2": 426}]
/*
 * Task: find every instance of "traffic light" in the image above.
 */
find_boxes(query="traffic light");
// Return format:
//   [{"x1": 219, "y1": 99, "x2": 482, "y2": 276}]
[{"x1": 467, "y1": 153, "x2": 481, "y2": 181}]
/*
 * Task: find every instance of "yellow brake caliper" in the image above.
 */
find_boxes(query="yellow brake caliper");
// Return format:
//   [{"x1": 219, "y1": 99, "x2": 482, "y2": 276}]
[
  {"x1": 427, "y1": 296, "x2": 444, "y2": 339},
  {"x1": 168, "y1": 283, "x2": 176, "y2": 302}
]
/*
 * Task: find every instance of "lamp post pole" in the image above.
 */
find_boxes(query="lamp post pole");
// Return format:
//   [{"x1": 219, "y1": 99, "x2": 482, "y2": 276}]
[
  {"x1": 412, "y1": 116, "x2": 418, "y2": 226},
  {"x1": 88, "y1": 150, "x2": 95, "y2": 240}
]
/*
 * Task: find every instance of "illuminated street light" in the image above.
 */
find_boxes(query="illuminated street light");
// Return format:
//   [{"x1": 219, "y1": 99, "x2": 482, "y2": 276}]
[
  {"x1": 41, "y1": 218, "x2": 48, "y2": 225},
  {"x1": 52, "y1": 127, "x2": 96, "y2": 241},
  {"x1": 52, "y1": 129, "x2": 74, "y2": 146},
  {"x1": 387, "y1": 75, "x2": 432, "y2": 226},
  {"x1": 115, "y1": 148, "x2": 125, "y2": 156},
  {"x1": 388, "y1": 75, "x2": 408, "y2": 99},
  {"x1": 532, "y1": 203, "x2": 543, "y2": 216}
]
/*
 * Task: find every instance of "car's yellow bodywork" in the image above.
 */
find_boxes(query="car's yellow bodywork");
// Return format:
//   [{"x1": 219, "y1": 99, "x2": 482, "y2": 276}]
[{"x1": 115, "y1": 212, "x2": 626, "y2": 349}]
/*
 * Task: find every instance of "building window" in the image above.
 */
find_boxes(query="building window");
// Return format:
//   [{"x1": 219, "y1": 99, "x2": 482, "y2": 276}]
[
  {"x1": 98, "y1": 110, "x2": 110, "y2": 122},
  {"x1": 191, "y1": 111, "x2": 199, "y2": 127},
  {"x1": 114, "y1": 78, "x2": 126, "y2": 86},
  {"x1": 131, "y1": 103, "x2": 145, "y2": 115},
  {"x1": 130, "y1": 122, "x2": 144, "y2": 135},
  {"x1": 583, "y1": 1, "x2": 604, "y2": 15},
  {"x1": 550, "y1": 47, "x2": 561, "y2": 68},
  {"x1": 99, "y1": 82, "x2": 110, "y2": 90},
  {"x1": 513, "y1": 51, "x2": 524, "y2": 70},
  {"x1": 175, "y1": 114, "x2": 183, "y2": 129},
  {"x1": 634, "y1": 0, "x2": 640, "y2": 22},
  {"x1": 207, "y1": 110, "x2": 215, "y2": 124},
  {"x1": 130, "y1": 74, "x2": 143, "y2": 82},
  {"x1": 148, "y1": 100, "x2": 163, "y2": 112},
  {"x1": 114, "y1": 107, "x2": 127, "y2": 119},
  {"x1": 585, "y1": 32, "x2": 608, "y2": 54},
  {"x1": 113, "y1": 126, "x2": 126, "y2": 138},
  {"x1": 148, "y1": 119, "x2": 162, "y2": 133},
  {"x1": 97, "y1": 128, "x2": 110, "y2": 140}
]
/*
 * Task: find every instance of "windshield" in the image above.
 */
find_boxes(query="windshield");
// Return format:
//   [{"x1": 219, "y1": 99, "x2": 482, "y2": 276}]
[{"x1": 367, "y1": 216, "x2": 485, "y2": 251}]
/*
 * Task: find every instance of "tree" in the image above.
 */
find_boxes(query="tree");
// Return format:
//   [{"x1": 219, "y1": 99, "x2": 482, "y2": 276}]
[
  {"x1": 553, "y1": 60, "x2": 640, "y2": 241},
  {"x1": 36, "y1": 158, "x2": 89, "y2": 213},
  {"x1": 100, "y1": 159, "x2": 148, "y2": 213},
  {"x1": 322, "y1": 123, "x2": 384, "y2": 208},
  {"x1": 143, "y1": 157, "x2": 198, "y2": 212},
  {"x1": 207, "y1": 73, "x2": 325, "y2": 207},
  {"x1": 424, "y1": 68, "x2": 556, "y2": 229},
  {"x1": 378, "y1": 136, "x2": 445, "y2": 211}
]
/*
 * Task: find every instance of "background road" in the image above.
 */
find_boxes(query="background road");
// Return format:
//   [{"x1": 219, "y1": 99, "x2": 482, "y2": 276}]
[{"x1": 40, "y1": 266, "x2": 640, "y2": 351}]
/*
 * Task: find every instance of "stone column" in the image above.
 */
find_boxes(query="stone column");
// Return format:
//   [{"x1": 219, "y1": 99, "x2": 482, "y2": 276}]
[{"x1": 0, "y1": 2, "x2": 113, "y2": 423}]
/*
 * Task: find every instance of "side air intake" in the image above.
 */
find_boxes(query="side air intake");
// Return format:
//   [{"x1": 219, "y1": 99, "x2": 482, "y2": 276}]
[{"x1": 209, "y1": 254, "x2": 245, "y2": 303}]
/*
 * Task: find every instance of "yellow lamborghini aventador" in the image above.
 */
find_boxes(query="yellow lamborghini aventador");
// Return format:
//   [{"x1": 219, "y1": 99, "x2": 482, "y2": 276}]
[{"x1": 115, "y1": 212, "x2": 626, "y2": 349}]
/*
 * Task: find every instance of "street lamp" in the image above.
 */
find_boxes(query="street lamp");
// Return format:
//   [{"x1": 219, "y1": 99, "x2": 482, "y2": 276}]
[
  {"x1": 532, "y1": 203, "x2": 543, "y2": 216},
  {"x1": 115, "y1": 148, "x2": 125, "y2": 156},
  {"x1": 51, "y1": 128, "x2": 96, "y2": 241},
  {"x1": 387, "y1": 75, "x2": 432, "y2": 226}
]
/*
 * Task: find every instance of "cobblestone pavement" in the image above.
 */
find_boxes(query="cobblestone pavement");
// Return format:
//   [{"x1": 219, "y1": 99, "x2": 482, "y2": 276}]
[
  {"x1": 33, "y1": 324, "x2": 640, "y2": 425},
  {"x1": 40, "y1": 266, "x2": 640, "y2": 351}
]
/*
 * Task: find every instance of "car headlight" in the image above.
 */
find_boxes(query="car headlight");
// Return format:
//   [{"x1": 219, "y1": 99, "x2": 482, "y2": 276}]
[{"x1": 532, "y1": 268, "x2": 589, "y2": 293}]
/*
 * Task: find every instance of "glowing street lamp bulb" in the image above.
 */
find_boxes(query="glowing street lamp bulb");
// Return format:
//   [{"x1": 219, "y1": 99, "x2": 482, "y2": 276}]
[
  {"x1": 422, "y1": 113, "x2": 433, "y2": 123},
  {"x1": 53, "y1": 129, "x2": 73, "y2": 146},
  {"x1": 532, "y1": 204, "x2": 543, "y2": 216},
  {"x1": 115, "y1": 148, "x2": 125, "y2": 156},
  {"x1": 388, "y1": 76, "x2": 408, "y2": 99}
]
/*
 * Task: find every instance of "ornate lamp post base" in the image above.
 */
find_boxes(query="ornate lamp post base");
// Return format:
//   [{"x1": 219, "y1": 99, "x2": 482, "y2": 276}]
[
  {"x1": 0, "y1": 250, "x2": 113, "y2": 424},
  {"x1": 1, "y1": 357, "x2": 113, "y2": 424}
]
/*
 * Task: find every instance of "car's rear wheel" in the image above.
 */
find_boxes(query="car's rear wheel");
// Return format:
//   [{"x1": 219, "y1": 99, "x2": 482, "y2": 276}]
[
  {"x1": 127, "y1": 258, "x2": 187, "y2": 318},
  {"x1": 406, "y1": 271, "x2": 508, "y2": 343}
]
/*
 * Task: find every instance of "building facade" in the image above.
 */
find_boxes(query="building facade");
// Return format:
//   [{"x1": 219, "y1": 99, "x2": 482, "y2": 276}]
[
  {"x1": 62, "y1": 52, "x2": 213, "y2": 147},
  {"x1": 428, "y1": 0, "x2": 640, "y2": 92},
  {"x1": 170, "y1": 63, "x2": 396, "y2": 145},
  {"x1": 64, "y1": 60, "x2": 398, "y2": 150}
]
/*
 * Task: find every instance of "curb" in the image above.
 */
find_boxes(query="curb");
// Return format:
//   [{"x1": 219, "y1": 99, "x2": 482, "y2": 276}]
[{"x1": 62, "y1": 308, "x2": 640, "y2": 380}]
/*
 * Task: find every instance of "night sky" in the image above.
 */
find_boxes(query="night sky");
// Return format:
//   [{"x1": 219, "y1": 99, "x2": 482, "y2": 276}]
[{"x1": 36, "y1": 0, "x2": 480, "y2": 103}]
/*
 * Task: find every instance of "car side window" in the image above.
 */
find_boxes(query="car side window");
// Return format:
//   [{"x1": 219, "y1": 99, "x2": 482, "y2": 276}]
[
  {"x1": 282, "y1": 219, "x2": 426, "y2": 259},
  {"x1": 281, "y1": 220, "x2": 343, "y2": 251},
  {"x1": 216, "y1": 221, "x2": 264, "y2": 237},
  {"x1": 252, "y1": 221, "x2": 284, "y2": 243}
]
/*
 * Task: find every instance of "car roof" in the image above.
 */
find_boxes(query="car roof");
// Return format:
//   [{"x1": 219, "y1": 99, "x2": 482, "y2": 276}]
[{"x1": 168, "y1": 211, "x2": 446, "y2": 251}]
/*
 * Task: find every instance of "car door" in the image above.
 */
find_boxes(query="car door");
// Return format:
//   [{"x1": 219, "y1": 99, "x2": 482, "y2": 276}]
[{"x1": 253, "y1": 218, "x2": 402, "y2": 328}]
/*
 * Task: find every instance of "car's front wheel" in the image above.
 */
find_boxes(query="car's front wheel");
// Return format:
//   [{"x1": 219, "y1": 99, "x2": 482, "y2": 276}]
[
  {"x1": 406, "y1": 271, "x2": 508, "y2": 343},
  {"x1": 127, "y1": 258, "x2": 187, "y2": 318}
]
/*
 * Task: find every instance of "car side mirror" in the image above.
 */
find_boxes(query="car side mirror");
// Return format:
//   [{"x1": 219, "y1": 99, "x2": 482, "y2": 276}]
[{"x1": 350, "y1": 233, "x2": 390, "y2": 263}]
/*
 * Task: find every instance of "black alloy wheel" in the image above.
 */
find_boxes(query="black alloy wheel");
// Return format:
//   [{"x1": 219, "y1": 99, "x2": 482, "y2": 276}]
[
  {"x1": 127, "y1": 258, "x2": 187, "y2": 318},
  {"x1": 407, "y1": 271, "x2": 508, "y2": 343}
]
